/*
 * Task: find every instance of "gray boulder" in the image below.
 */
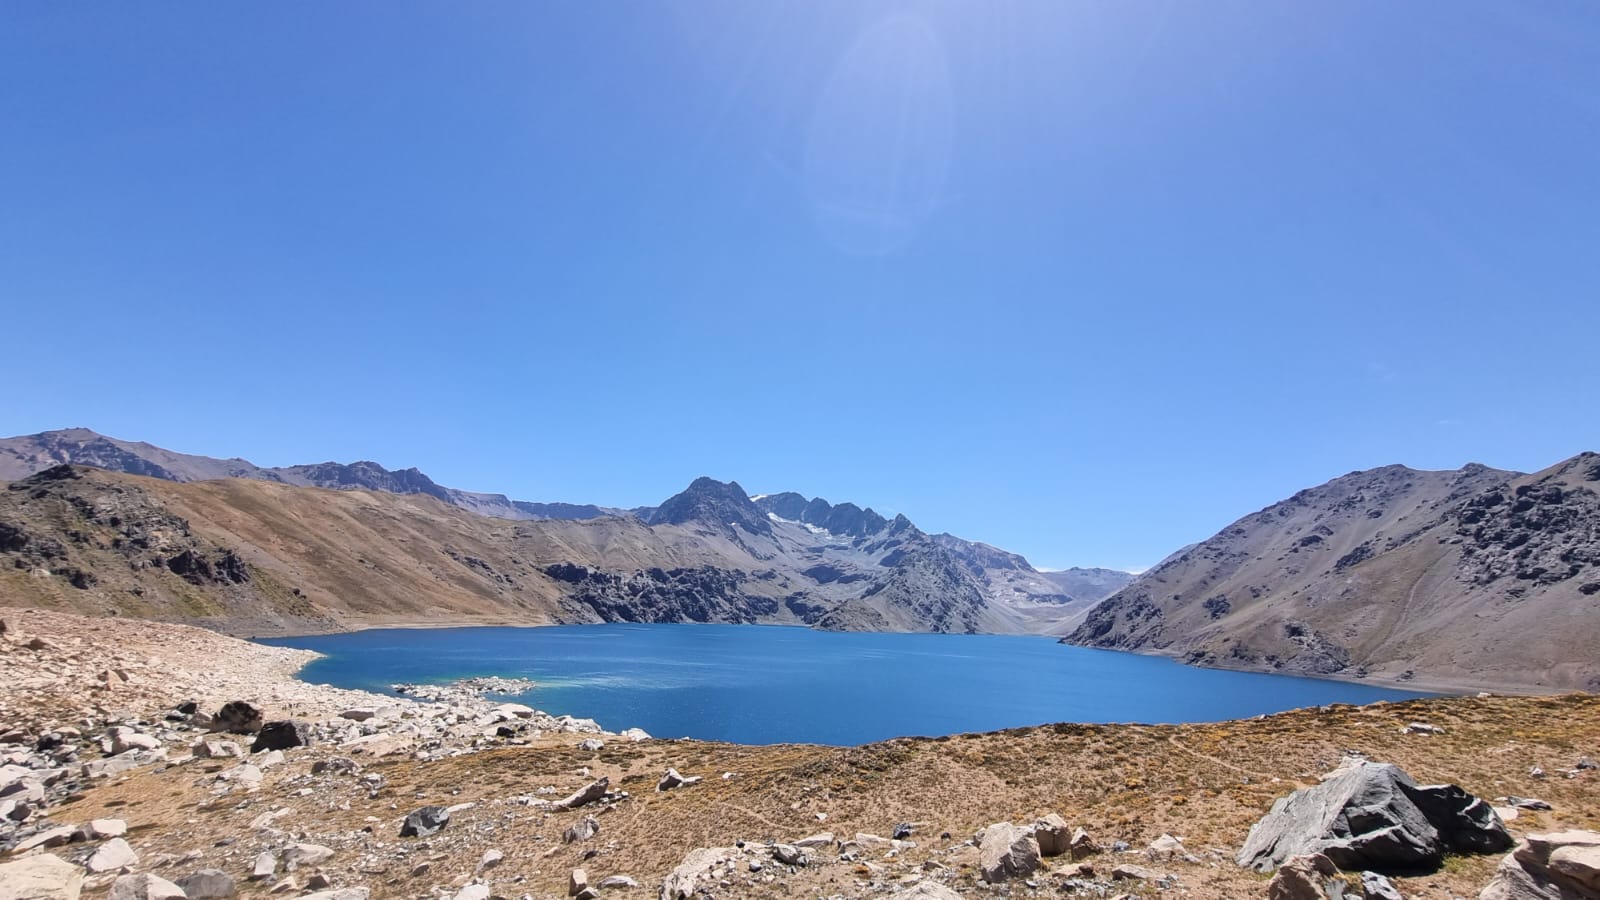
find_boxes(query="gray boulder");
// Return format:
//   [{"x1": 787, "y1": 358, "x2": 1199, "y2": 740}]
[
  {"x1": 108, "y1": 874, "x2": 186, "y2": 900},
  {"x1": 400, "y1": 805, "x2": 450, "y2": 837},
  {"x1": 563, "y1": 815, "x2": 599, "y2": 843},
  {"x1": 978, "y1": 822, "x2": 1041, "y2": 884},
  {"x1": 1361, "y1": 871, "x2": 1405, "y2": 900},
  {"x1": 1479, "y1": 830, "x2": 1600, "y2": 900},
  {"x1": 1238, "y1": 761, "x2": 1510, "y2": 874},
  {"x1": 1034, "y1": 813, "x2": 1071, "y2": 857},
  {"x1": 175, "y1": 869, "x2": 236, "y2": 900}
]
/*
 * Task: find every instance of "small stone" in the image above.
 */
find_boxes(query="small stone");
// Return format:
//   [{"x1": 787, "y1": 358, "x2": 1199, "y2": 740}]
[
  {"x1": 563, "y1": 815, "x2": 600, "y2": 843},
  {"x1": 251, "y1": 852, "x2": 278, "y2": 880},
  {"x1": 1111, "y1": 863, "x2": 1160, "y2": 881},
  {"x1": 399, "y1": 805, "x2": 450, "y2": 837},
  {"x1": 568, "y1": 868, "x2": 589, "y2": 897},
  {"x1": 284, "y1": 842, "x2": 335, "y2": 870},
  {"x1": 478, "y1": 850, "x2": 503, "y2": 871},
  {"x1": 176, "y1": 868, "x2": 237, "y2": 899},
  {"x1": 597, "y1": 875, "x2": 638, "y2": 888}
]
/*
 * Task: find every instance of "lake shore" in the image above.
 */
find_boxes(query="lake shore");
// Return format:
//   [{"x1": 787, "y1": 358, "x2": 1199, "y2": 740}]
[{"x1": 4, "y1": 606, "x2": 1599, "y2": 899}]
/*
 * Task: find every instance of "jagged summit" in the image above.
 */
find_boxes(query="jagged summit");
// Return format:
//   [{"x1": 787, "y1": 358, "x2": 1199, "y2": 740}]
[
  {"x1": 648, "y1": 477, "x2": 772, "y2": 536},
  {"x1": 750, "y1": 492, "x2": 889, "y2": 538}
]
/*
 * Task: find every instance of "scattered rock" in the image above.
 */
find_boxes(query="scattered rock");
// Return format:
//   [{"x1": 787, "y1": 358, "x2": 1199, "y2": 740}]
[
  {"x1": 0, "y1": 854, "x2": 85, "y2": 900},
  {"x1": 1268, "y1": 853, "x2": 1347, "y2": 900},
  {"x1": 108, "y1": 874, "x2": 186, "y2": 900},
  {"x1": 569, "y1": 868, "x2": 589, "y2": 897},
  {"x1": 577, "y1": 738, "x2": 604, "y2": 752},
  {"x1": 892, "y1": 883, "x2": 965, "y2": 899},
  {"x1": 213, "y1": 701, "x2": 263, "y2": 734},
  {"x1": 477, "y1": 849, "x2": 503, "y2": 871},
  {"x1": 1112, "y1": 863, "x2": 1162, "y2": 881},
  {"x1": 563, "y1": 815, "x2": 600, "y2": 843},
  {"x1": 1237, "y1": 761, "x2": 1511, "y2": 873},
  {"x1": 1361, "y1": 871, "x2": 1405, "y2": 900},
  {"x1": 251, "y1": 720, "x2": 311, "y2": 753},
  {"x1": 399, "y1": 805, "x2": 450, "y2": 837},
  {"x1": 251, "y1": 852, "x2": 278, "y2": 880},
  {"x1": 1069, "y1": 827, "x2": 1101, "y2": 860},
  {"x1": 284, "y1": 842, "x2": 334, "y2": 870},
  {"x1": 452, "y1": 885, "x2": 489, "y2": 900},
  {"x1": 175, "y1": 869, "x2": 236, "y2": 900},
  {"x1": 657, "y1": 768, "x2": 702, "y2": 791},
  {"x1": 193, "y1": 740, "x2": 241, "y2": 759},
  {"x1": 979, "y1": 822, "x2": 1042, "y2": 884},
  {"x1": 772, "y1": 843, "x2": 809, "y2": 866},
  {"x1": 661, "y1": 847, "x2": 737, "y2": 900},
  {"x1": 1034, "y1": 813, "x2": 1071, "y2": 857},
  {"x1": 77, "y1": 818, "x2": 128, "y2": 840},
  {"x1": 598, "y1": 875, "x2": 638, "y2": 888},
  {"x1": 554, "y1": 777, "x2": 609, "y2": 810},
  {"x1": 1480, "y1": 830, "x2": 1600, "y2": 900},
  {"x1": 1146, "y1": 833, "x2": 1190, "y2": 862},
  {"x1": 87, "y1": 837, "x2": 140, "y2": 873},
  {"x1": 300, "y1": 891, "x2": 369, "y2": 900},
  {"x1": 106, "y1": 726, "x2": 161, "y2": 755},
  {"x1": 794, "y1": 832, "x2": 834, "y2": 849},
  {"x1": 311, "y1": 757, "x2": 360, "y2": 776}
]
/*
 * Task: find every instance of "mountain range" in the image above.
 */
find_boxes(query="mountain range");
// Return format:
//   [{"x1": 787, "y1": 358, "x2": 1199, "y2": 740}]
[
  {"x1": 3, "y1": 428, "x2": 1597, "y2": 692},
  {"x1": 0, "y1": 429, "x2": 1130, "y2": 638}
]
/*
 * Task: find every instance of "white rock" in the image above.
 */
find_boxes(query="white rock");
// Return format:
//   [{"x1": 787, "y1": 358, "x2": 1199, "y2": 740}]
[
  {"x1": 87, "y1": 837, "x2": 140, "y2": 873},
  {"x1": 0, "y1": 854, "x2": 85, "y2": 900},
  {"x1": 108, "y1": 873, "x2": 186, "y2": 900}
]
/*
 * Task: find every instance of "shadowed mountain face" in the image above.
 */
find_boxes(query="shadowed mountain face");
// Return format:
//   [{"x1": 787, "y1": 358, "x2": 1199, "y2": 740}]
[
  {"x1": 0, "y1": 464, "x2": 1065, "y2": 638},
  {"x1": 1063, "y1": 454, "x2": 1600, "y2": 692}
]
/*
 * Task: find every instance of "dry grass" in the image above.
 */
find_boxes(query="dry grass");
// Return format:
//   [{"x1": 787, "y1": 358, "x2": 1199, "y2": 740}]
[{"x1": 51, "y1": 693, "x2": 1600, "y2": 899}]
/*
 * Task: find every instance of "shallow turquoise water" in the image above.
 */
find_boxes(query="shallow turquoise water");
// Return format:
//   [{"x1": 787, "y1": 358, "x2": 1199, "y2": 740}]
[{"x1": 260, "y1": 624, "x2": 1428, "y2": 746}]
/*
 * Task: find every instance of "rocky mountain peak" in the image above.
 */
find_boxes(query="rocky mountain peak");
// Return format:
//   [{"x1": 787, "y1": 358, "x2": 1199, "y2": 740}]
[
  {"x1": 649, "y1": 477, "x2": 772, "y2": 536},
  {"x1": 750, "y1": 492, "x2": 889, "y2": 538}
]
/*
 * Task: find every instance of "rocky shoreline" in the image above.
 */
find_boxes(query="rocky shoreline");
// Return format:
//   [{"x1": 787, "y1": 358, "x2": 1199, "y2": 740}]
[{"x1": 2, "y1": 608, "x2": 1599, "y2": 899}]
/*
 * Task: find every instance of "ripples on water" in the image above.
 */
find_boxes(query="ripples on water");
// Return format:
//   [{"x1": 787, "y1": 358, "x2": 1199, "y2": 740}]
[{"x1": 262, "y1": 624, "x2": 1428, "y2": 746}]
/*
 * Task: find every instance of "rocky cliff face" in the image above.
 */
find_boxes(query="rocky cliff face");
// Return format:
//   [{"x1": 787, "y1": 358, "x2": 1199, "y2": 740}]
[
  {"x1": 0, "y1": 466, "x2": 1036, "y2": 638},
  {"x1": 1063, "y1": 454, "x2": 1600, "y2": 691}
]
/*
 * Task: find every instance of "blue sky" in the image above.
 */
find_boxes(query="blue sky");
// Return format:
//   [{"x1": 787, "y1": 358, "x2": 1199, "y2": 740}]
[{"x1": 3, "y1": 2, "x2": 1597, "y2": 572}]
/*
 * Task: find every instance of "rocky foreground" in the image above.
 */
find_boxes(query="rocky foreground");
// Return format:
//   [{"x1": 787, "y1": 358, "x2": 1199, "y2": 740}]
[{"x1": 2, "y1": 611, "x2": 1599, "y2": 900}]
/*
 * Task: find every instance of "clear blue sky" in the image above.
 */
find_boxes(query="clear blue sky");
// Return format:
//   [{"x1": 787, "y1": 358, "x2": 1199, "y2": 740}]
[{"x1": 4, "y1": 3, "x2": 1597, "y2": 572}]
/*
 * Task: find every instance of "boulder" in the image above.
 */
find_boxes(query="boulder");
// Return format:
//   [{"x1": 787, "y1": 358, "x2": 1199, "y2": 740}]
[
  {"x1": 251, "y1": 721, "x2": 311, "y2": 753},
  {"x1": 400, "y1": 805, "x2": 450, "y2": 837},
  {"x1": 979, "y1": 822, "x2": 1041, "y2": 884},
  {"x1": 657, "y1": 768, "x2": 702, "y2": 791},
  {"x1": 563, "y1": 815, "x2": 600, "y2": 843},
  {"x1": 1147, "y1": 833, "x2": 1190, "y2": 862},
  {"x1": 193, "y1": 740, "x2": 242, "y2": 760},
  {"x1": 107, "y1": 726, "x2": 161, "y2": 755},
  {"x1": 1112, "y1": 863, "x2": 1163, "y2": 881},
  {"x1": 794, "y1": 832, "x2": 834, "y2": 849},
  {"x1": 1034, "y1": 813, "x2": 1071, "y2": 857},
  {"x1": 87, "y1": 837, "x2": 140, "y2": 873},
  {"x1": 554, "y1": 777, "x2": 609, "y2": 810},
  {"x1": 772, "y1": 843, "x2": 809, "y2": 866},
  {"x1": 213, "y1": 702, "x2": 263, "y2": 734},
  {"x1": 568, "y1": 868, "x2": 589, "y2": 897},
  {"x1": 1237, "y1": 761, "x2": 1511, "y2": 874},
  {"x1": 598, "y1": 876, "x2": 639, "y2": 888},
  {"x1": 477, "y1": 850, "x2": 503, "y2": 872},
  {"x1": 108, "y1": 874, "x2": 187, "y2": 900},
  {"x1": 1480, "y1": 830, "x2": 1600, "y2": 899},
  {"x1": 284, "y1": 842, "x2": 335, "y2": 870},
  {"x1": 452, "y1": 886, "x2": 489, "y2": 900},
  {"x1": 0, "y1": 854, "x2": 84, "y2": 900},
  {"x1": 1267, "y1": 853, "x2": 1347, "y2": 900},
  {"x1": 311, "y1": 757, "x2": 360, "y2": 776},
  {"x1": 77, "y1": 818, "x2": 128, "y2": 840},
  {"x1": 251, "y1": 852, "x2": 278, "y2": 880},
  {"x1": 175, "y1": 869, "x2": 236, "y2": 900},
  {"x1": 577, "y1": 738, "x2": 604, "y2": 752},
  {"x1": 1069, "y1": 826, "x2": 1101, "y2": 860}
]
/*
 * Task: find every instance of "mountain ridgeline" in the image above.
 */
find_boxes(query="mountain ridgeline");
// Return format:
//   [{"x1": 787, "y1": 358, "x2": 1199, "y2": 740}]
[
  {"x1": 0, "y1": 430, "x2": 1126, "y2": 640},
  {"x1": 1062, "y1": 453, "x2": 1600, "y2": 691}
]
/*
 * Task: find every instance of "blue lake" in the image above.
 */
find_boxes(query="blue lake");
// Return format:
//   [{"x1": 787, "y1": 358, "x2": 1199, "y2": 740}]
[{"x1": 260, "y1": 624, "x2": 1429, "y2": 746}]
